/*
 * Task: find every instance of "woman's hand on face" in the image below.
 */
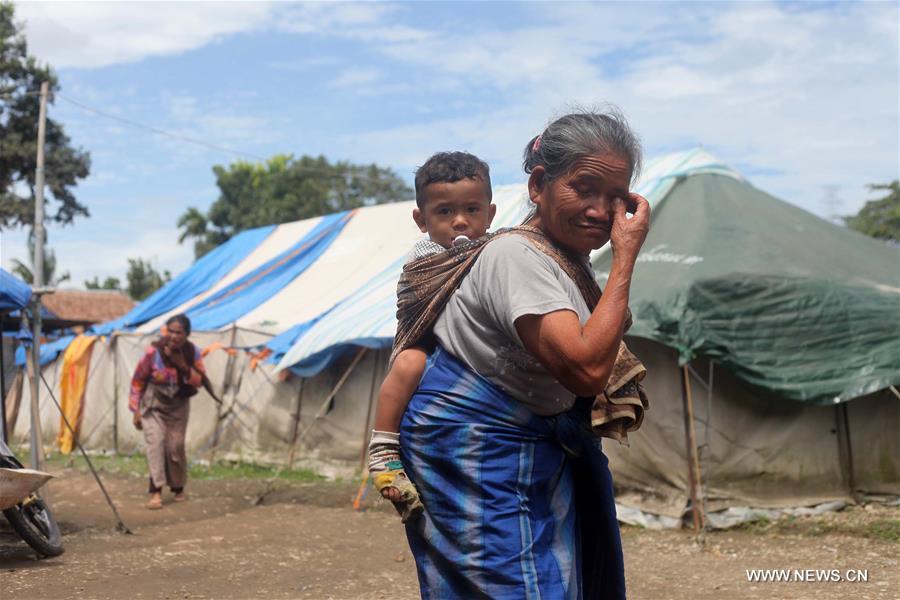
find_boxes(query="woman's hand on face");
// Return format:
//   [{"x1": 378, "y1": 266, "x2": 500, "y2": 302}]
[
  {"x1": 132, "y1": 412, "x2": 143, "y2": 431},
  {"x1": 609, "y1": 193, "x2": 650, "y2": 264}
]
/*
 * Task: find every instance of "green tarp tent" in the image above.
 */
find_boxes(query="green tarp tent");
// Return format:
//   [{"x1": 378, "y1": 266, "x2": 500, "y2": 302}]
[{"x1": 595, "y1": 170, "x2": 900, "y2": 404}]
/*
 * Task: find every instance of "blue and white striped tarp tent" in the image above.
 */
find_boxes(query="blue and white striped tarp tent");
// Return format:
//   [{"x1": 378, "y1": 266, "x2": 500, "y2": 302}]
[{"x1": 84, "y1": 149, "x2": 741, "y2": 377}]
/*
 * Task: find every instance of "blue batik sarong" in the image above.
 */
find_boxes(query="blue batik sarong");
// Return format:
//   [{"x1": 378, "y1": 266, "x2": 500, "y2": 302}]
[{"x1": 400, "y1": 346, "x2": 625, "y2": 600}]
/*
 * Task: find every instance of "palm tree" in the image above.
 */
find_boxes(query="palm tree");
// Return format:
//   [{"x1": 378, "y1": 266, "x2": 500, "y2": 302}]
[{"x1": 10, "y1": 235, "x2": 70, "y2": 286}]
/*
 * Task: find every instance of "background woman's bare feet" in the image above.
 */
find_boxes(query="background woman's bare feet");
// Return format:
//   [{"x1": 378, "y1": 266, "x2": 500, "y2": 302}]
[{"x1": 146, "y1": 492, "x2": 163, "y2": 509}]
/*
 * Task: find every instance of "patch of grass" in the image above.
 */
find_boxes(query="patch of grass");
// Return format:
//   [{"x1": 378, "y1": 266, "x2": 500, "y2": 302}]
[
  {"x1": 45, "y1": 452, "x2": 148, "y2": 477},
  {"x1": 734, "y1": 515, "x2": 772, "y2": 533},
  {"x1": 189, "y1": 460, "x2": 324, "y2": 484},
  {"x1": 732, "y1": 512, "x2": 899, "y2": 542},
  {"x1": 863, "y1": 519, "x2": 900, "y2": 542},
  {"x1": 44, "y1": 452, "x2": 324, "y2": 484}
]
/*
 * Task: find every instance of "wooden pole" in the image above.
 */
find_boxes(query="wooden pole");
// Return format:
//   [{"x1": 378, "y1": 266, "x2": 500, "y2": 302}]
[
  {"x1": 286, "y1": 377, "x2": 304, "y2": 470},
  {"x1": 835, "y1": 402, "x2": 860, "y2": 503},
  {"x1": 254, "y1": 348, "x2": 370, "y2": 507},
  {"x1": 680, "y1": 364, "x2": 705, "y2": 532},
  {"x1": 209, "y1": 326, "x2": 239, "y2": 467},
  {"x1": 4, "y1": 370, "x2": 24, "y2": 437},
  {"x1": 286, "y1": 347, "x2": 368, "y2": 463},
  {"x1": 359, "y1": 349, "x2": 381, "y2": 471},
  {"x1": 0, "y1": 315, "x2": 7, "y2": 443},
  {"x1": 25, "y1": 311, "x2": 45, "y2": 471},
  {"x1": 111, "y1": 335, "x2": 119, "y2": 454},
  {"x1": 28, "y1": 81, "x2": 50, "y2": 471}
]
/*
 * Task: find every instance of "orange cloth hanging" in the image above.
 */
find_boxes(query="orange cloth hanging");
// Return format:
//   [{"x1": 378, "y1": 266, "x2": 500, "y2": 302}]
[
  {"x1": 57, "y1": 335, "x2": 97, "y2": 454},
  {"x1": 248, "y1": 348, "x2": 272, "y2": 371}
]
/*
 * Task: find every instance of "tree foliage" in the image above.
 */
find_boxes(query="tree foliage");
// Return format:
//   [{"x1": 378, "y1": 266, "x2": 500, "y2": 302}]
[
  {"x1": 85, "y1": 275, "x2": 121, "y2": 290},
  {"x1": 844, "y1": 181, "x2": 900, "y2": 244},
  {"x1": 178, "y1": 154, "x2": 412, "y2": 258},
  {"x1": 126, "y1": 258, "x2": 171, "y2": 301},
  {"x1": 0, "y1": 2, "x2": 91, "y2": 229}
]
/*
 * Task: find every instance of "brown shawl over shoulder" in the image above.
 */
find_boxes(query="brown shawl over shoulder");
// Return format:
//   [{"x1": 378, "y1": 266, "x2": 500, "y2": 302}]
[{"x1": 392, "y1": 226, "x2": 649, "y2": 444}]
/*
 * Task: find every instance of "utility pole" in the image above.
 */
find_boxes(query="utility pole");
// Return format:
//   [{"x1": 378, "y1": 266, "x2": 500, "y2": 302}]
[{"x1": 29, "y1": 80, "x2": 49, "y2": 470}]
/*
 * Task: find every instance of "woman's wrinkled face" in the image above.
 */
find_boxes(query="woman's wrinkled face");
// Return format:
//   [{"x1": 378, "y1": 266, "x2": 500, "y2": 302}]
[
  {"x1": 166, "y1": 321, "x2": 188, "y2": 349},
  {"x1": 529, "y1": 153, "x2": 632, "y2": 255}
]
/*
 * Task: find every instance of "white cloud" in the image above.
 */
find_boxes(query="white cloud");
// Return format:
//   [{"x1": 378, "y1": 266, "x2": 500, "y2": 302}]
[
  {"x1": 15, "y1": 1, "x2": 275, "y2": 69},
  {"x1": 276, "y1": 3, "x2": 431, "y2": 43},
  {"x1": 331, "y1": 2, "x2": 898, "y2": 217},
  {"x1": 330, "y1": 67, "x2": 383, "y2": 88}
]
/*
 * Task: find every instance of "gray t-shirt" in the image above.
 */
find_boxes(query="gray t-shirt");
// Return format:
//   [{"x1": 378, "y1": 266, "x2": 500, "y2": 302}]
[{"x1": 433, "y1": 234, "x2": 592, "y2": 416}]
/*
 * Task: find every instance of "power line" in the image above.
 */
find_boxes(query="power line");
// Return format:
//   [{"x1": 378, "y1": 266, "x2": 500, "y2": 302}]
[
  {"x1": 56, "y1": 93, "x2": 266, "y2": 161},
  {"x1": 6, "y1": 89, "x2": 414, "y2": 187}
]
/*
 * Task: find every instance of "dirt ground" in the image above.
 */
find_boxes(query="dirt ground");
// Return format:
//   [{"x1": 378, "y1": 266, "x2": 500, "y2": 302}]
[{"x1": 1, "y1": 468, "x2": 897, "y2": 600}]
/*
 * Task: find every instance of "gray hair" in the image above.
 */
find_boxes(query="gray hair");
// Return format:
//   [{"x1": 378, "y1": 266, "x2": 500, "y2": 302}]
[{"x1": 523, "y1": 108, "x2": 642, "y2": 185}]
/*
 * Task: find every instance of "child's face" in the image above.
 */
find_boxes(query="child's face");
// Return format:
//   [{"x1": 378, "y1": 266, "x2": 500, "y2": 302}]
[{"x1": 412, "y1": 178, "x2": 496, "y2": 249}]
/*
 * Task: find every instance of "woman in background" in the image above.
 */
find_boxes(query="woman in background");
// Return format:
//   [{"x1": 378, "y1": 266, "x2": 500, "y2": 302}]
[{"x1": 130, "y1": 314, "x2": 206, "y2": 510}]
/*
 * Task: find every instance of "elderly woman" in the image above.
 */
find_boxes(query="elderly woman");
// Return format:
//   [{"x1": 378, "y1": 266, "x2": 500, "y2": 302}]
[
  {"x1": 130, "y1": 314, "x2": 206, "y2": 510},
  {"x1": 394, "y1": 110, "x2": 650, "y2": 599}
]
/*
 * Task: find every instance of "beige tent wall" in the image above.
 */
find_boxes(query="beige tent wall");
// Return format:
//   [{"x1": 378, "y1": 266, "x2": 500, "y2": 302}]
[
  {"x1": 847, "y1": 389, "x2": 900, "y2": 496},
  {"x1": 607, "y1": 337, "x2": 899, "y2": 516},
  {"x1": 205, "y1": 343, "x2": 386, "y2": 474}
]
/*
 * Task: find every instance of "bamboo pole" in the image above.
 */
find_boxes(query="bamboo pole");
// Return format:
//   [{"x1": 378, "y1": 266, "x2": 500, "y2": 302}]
[{"x1": 680, "y1": 364, "x2": 706, "y2": 532}]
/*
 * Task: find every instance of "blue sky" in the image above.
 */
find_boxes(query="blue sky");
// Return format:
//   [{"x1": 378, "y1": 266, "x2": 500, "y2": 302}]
[{"x1": 1, "y1": 1, "x2": 897, "y2": 287}]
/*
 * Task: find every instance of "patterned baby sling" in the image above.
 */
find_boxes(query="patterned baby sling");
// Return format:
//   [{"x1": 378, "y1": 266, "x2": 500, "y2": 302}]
[{"x1": 391, "y1": 225, "x2": 649, "y2": 444}]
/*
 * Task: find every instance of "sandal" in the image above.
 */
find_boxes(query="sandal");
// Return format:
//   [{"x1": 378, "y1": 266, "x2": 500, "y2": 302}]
[
  {"x1": 372, "y1": 460, "x2": 424, "y2": 523},
  {"x1": 146, "y1": 493, "x2": 163, "y2": 510}
]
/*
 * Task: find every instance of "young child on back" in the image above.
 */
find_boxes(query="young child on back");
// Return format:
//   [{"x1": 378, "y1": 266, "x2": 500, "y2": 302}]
[{"x1": 367, "y1": 151, "x2": 496, "y2": 522}]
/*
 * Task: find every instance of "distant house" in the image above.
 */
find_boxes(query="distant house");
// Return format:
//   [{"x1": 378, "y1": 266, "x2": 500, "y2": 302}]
[{"x1": 40, "y1": 290, "x2": 135, "y2": 331}]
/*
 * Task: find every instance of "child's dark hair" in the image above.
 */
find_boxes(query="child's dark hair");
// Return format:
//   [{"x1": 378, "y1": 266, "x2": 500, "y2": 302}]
[{"x1": 414, "y1": 151, "x2": 492, "y2": 209}]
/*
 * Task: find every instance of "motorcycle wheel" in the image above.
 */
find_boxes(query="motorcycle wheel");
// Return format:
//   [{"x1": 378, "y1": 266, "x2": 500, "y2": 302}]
[{"x1": 3, "y1": 494, "x2": 64, "y2": 557}]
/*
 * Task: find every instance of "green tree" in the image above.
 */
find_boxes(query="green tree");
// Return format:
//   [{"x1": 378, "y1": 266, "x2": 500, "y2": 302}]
[
  {"x1": 126, "y1": 258, "x2": 171, "y2": 301},
  {"x1": 844, "y1": 181, "x2": 900, "y2": 244},
  {"x1": 178, "y1": 154, "x2": 412, "y2": 258},
  {"x1": 0, "y1": 2, "x2": 91, "y2": 229},
  {"x1": 84, "y1": 275, "x2": 121, "y2": 290}
]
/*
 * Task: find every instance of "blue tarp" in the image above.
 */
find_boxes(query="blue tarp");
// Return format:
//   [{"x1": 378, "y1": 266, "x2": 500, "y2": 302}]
[
  {"x1": 287, "y1": 337, "x2": 392, "y2": 378},
  {"x1": 92, "y1": 225, "x2": 276, "y2": 334},
  {"x1": 265, "y1": 315, "x2": 328, "y2": 362},
  {"x1": 15, "y1": 335, "x2": 76, "y2": 367},
  {"x1": 186, "y1": 212, "x2": 353, "y2": 331},
  {"x1": 0, "y1": 268, "x2": 32, "y2": 313}
]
